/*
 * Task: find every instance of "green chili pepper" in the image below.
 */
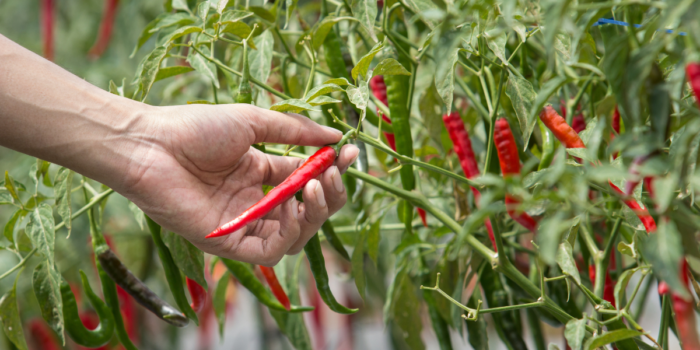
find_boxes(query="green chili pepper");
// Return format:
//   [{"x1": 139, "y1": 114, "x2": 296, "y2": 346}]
[
  {"x1": 537, "y1": 118, "x2": 555, "y2": 170},
  {"x1": 236, "y1": 40, "x2": 252, "y2": 104},
  {"x1": 481, "y1": 266, "x2": 527, "y2": 350},
  {"x1": 61, "y1": 271, "x2": 115, "y2": 348},
  {"x1": 84, "y1": 188, "x2": 139, "y2": 350},
  {"x1": 146, "y1": 216, "x2": 199, "y2": 325},
  {"x1": 304, "y1": 234, "x2": 357, "y2": 314},
  {"x1": 220, "y1": 258, "x2": 314, "y2": 313},
  {"x1": 320, "y1": 221, "x2": 350, "y2": 261}
]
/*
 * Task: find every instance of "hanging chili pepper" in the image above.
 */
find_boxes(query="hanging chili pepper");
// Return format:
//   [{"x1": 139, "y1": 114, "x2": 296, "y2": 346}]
[
  {"x1": 539, "y1": 106, "x2": 586, "y2": 149},
  {"x1": 221, "y1": 258, "x2": 313, "y2": 312},
  {"x1": 41, "y1": 0, "x2": 54, "y2": 61},
  {"x1": 146, "y1": 216, "x2": 199, "y2": 325},
  {"x1": 494, "y1": 118, "x2": 538, "y2": 233},
  {"x1": 572, "y1": 114, "x2": 586, "y2": 134},
  {"x1": 88, "y1": 0, "x2": 119, "y2": 58},
  {"x1": 207, "y1": 146, "x2": 337, "y2": 238},
  {"x1": 61, "y1": 271, "x2": 115, "y2": 348},
  {"x1": 612, "y1": 107, "x2": 621, "y2": 135},
  {"x1": 687, "y1": 62, "x2": 700, "y2": 107},
  {"x1": 442, "y1": 111, "x2": 496, "y2": 249},
  {"x1": 371, "y1": 75, "x2": 427, "y2": 226},
  {"x1": 258, "y1": 266, "x2": 291, "y2": 311},
  {"x1": 304, "y1": 233, "x2": 358, "y2": 314},
  {"x1": 588, "y1": 256, "x2": 616, "y2": 307},
  {"x1": 321, "y1": 220, "x2": 350, "y2": 261},
  {"x1": 186, "y1": 277, "x2": 207, "y2": 313},
  {"x1": 608, "y1": 182, "x2": 656, "y2": 233},
  {"x1": 27, "y1": 319, "x2": 61, "y2": 350},
  {"x1": 658, "y1": 260, "x2": 700, "y2": 350},
  {"x1": 537, "y1": 119, "x2": 555, "y2": 170}
]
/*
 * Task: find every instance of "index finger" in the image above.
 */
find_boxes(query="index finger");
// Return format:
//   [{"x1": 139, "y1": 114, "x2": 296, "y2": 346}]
[{"x1": 237, "y1": 104, "x2": 343, "y2": 146}]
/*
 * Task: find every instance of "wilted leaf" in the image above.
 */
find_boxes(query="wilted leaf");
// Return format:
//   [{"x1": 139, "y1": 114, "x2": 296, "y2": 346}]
[
  {"x1": 53, "y1": 168, "x2": 73, "y2": 236},
  {"x1": 26, "y1": 203, "x2": 56, "y2": 265},
  {"x1": 352, "y1": 0, "x2": 377, "y2": 41}
]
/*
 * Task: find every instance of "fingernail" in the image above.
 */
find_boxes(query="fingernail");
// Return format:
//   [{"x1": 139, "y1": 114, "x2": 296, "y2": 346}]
[
  {"x1": 322, "y1": 125, "x2": 343, "y2": 137},
  {"x1": 331, "y1": 166, "x2": 344, "y2": 193},
  {"x1": 291, "y1": 198, "x2": 298, "y2": 219},
  {"x1": 313, "y1": 180, "x2": 327, "y2": 207}
]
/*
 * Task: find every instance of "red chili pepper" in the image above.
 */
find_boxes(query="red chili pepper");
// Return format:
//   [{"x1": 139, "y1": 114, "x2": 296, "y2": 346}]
[
  {"x1": 572, "y1": 114, "x2": 586, "y2": 134},
  {"x1": 687, "y1": 62, "x2": 700, "y2": 108},
  {"x1": 608, "y1": 182, "x2": 656, "y2": 233},
  {"x1": 28, "y1": 319, "x2": 61, "y2": 350},
  {"x1": 207, "y1": 146, "x2": 337, "y2": 238},
  {"x1": 186, "y1": 277, "x2": 207, "y2": 313},
  {"x1": 494, "y1": 118, "x2": 538, "y2": 233},
  {"x1": 539, "y1": 106, "x2": 586, "y2": 149},
  {"x1": 41, "y1": 0, "x2": 54, "y2": 61},
  {"x1": 88, "y1": 0, "x2": 119, "y2": 58},
  {"x1": 258, "y1": 265, "x2": 291, "y2": 311},
  {"x1": 588, "y1": 265, "x2": 616, "y2": 308},
  {"x1": 371, "y1": 75, "x2": 427, "y2": 227},
  {"x1": 612, "y1": 107, "x2": 621, "y2": 135},
  {"x1": 658, "y1": 260, "x2": 700, "y2": 350},
  {"x1": 443, "y1": 111, "x2": 496, "y2": 249}
]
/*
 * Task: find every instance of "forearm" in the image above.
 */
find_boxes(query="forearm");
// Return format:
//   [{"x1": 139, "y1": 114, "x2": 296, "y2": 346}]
[{"x1": 0, "y1": 34, "x2": 152, "y2": 191}]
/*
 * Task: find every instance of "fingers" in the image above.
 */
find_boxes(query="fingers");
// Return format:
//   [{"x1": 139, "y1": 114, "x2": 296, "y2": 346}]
[
  {"x1": 239, "y1": 104, "x2": 343, "y2": 146},
  {"x1": 336, "y1": 144, "x2": 360, "y2": 173}
]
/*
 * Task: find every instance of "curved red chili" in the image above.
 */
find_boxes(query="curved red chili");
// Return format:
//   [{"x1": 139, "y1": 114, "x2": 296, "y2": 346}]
[
  {"x1": 259, "y1": 265, "x2": 291, "y2": 311},
  {"x1": 539, "y1": 106, "x2": 586, "y2": 149},
  {"x1": 370, "y1": 76, "x2": 396, "y2": 151},
  {"x1": 443, "y1": 112, "x2": 496, "y2": 249},
  {"x1": 658, "y1": 260, "x2": 700, "y2": 350},
  {"x1": 494, "y1": 118, "x2": 538, "y2": 233},
  {"x1": 88, "y1": 0, "x2": 119, "y2": 58},
  {"x1": 186, "y1": 277, "x2": 207, "y2": 313},
  {"x1": 207, "y1": 146, "x2": 337, "y2": 238},
  {"x1": 608, "y1": 182, "x2": 656, "y2": 233}
]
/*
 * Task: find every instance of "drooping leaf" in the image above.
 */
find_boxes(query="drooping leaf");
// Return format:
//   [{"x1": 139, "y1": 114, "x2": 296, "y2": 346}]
[
  {"x1": 366, "y1": 218, "x2": 381, "y2": 265},
  {"x1": 270, "y1": 99, "x2": 320, "y2": 113},
  {"x1": 351, "y1": 0, "x2": 377, "y2": 41},
  {"x1": 187, "y1": 45, "x2": 219, "y2": 88},
  {"x1": 485, "y1": 29, "x2": 507, "y2": 64},
  {"x1": 614, "y1": 267, "x2": 640, "y2": 309},
  {"x1": 213, "y1": 271, "x2": 230, "y2": 338},
  {"x1": 163, "y1": 231, "x2": 207, "y2": 290},
  {"x1": 435, "y1": 48, "x2": 460, "y2": 114},
  {"x1": 53, "y1": 167, "x2": 73, "y2": 236},
  {"x1": 505, "y1": 74, "x2": 536, "y2": 138},
  {"x1": 32, "y1": 262, "x2": 64, "y2": 345},
  {"x1": 0, "y1": 272, "x2": 28, "y2": 350},
  {"x1": 138, "y1": 46, "x2": 169, "y2": 100},
  {"x1": 392, "y1": 273, "x2": 425, "y2": 350},
  {"x1": 248, "y1": 30, "x2": 274, "y2": 88},
  {"x1": 4, "y1": 210, "x2": 23, "y2": 245}
]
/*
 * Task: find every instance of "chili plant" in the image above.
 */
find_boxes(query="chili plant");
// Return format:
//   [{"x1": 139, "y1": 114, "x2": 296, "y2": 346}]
[{"x1": 3, "y1": 0, "x2": 700, "y2": 349}]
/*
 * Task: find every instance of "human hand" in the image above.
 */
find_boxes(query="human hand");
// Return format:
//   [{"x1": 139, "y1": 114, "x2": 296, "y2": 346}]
[{"x1": 118, "y1": 103, "x2": 358, "y2": 265}]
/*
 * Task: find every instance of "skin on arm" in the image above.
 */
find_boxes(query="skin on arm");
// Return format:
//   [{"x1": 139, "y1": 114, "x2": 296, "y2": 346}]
[{"x1": 0, "y1": 34, "x2": 358, "y2": 265}]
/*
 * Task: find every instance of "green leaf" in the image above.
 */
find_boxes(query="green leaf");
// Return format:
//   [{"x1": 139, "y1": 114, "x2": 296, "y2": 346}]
[
  {"x1": 197, "y1": 1, "x2": 210, "y2": 21},
  {"x1": 401, "y1": 0, "x2": 438, "y2": 29},
  {"x1": 32, "y1": 262, "x2": 64, "y2": 345},
  {"x1": 213, "y1": 272, "x2": 230, "y2": 338},
  {"x1": 149, "y1": 13, "x2": 197, "y2": 34},
  {"x1": 172, "y1": 0, "x2": 189, "y2": 11},
  {"x1": 53, "y1": 167, "x2": 73, "y2": 237},
  {"x1": 323, "y1": 77, "x2": 351, "y2": 86},
  {"x1": 485, "y1": 29, "x2": 507, "y2": 64},
  {"x1": 128, "y1": 202, "x2": 145, "y2": 230},
  {"x1": 158, "y1": 26, "x2": 203, "y2": 47},
  {"x1": 4, "y1": 171, "x2": 20, "y2": 204},
  {"x1": 155, "y1": 66, "x2": 194, "y2": 82},
  {"x1": 352, "y1": 227, "x2": 367, "y2": 300},
  {"x1": 216, "y1": 0, "x2": 228, "y2": 14},
  {"x1": 393, "y1": 273, "x2": 425, "y2": 350},
  {"x1": 221, "y1": 21, "x2": 253, "y2": 42},
  {"x1": 614, "y1": 267, "x2": 640, "y2": 309},
  {"x1": 308, "y1": 96, "x2": 342, "y2": 106},
  {"x1": 564, "y1": 316, "x2": 586, "y2": 350},
  {"x1": 26, "y1": 203, "x2": 56, "y2": 265},
  {"x1": 586, "y1": 329, "x2": 643, "y2": 350},
  {"x1": 284, "y1": 0, "x2": 298, "y2": 29},
  {"x1": 187, "y1": 45, "x2": 219, "y2": 88},
  {"x1": 312, "y1": 16, "x2": 354, "y2": 50},
  {"x1": 270, "y1": 99, "x2": 320, "y2": 113},
  {"x1": 304, "y1": 83, "x2": 343, "y2": 102},
  {"x1": 537, "y1": 212, "x2": 570, "y2": 264},
  {"x1": 4, "y1": 210, "x2": 23, "y2": 245},
  {"x1": 419, "y1": 81, "x2": 444, "y2": 151},
  {"x1": 248, "y1": 6, "x2": 275, "y2": 22},
  {"x1": 372, "y1": 58, "x2": 411, "y2": 77},
  {"x1": 466, "y1": 289, "x2": 488, "y2": 349},
  {"x1": 640, "y1": 220, "x2": 689, "y2": 299},
  {"x1": 566, "y1": 148, "x2": 596, "y2": 164},
  {"x1": 249, "y1": 30, "x2": 274, "y2": 89},
  {"x1": 346, "y1": 76, "x2": 370, "y2": 111},
  {"x1": 217, "y1": 10, "x2": 253, "y2": 26},
  {"x1": 130, "y1": 13, "x2": 169, "y2": 57},
  {"x1": 435, "y1": 48, "x2": 460, "y2": 114},
  {"x1": 163, "y1": 231, "x2": 207, "y2": 290},
  {"x1": 367, "y1": 218, "x2": 381, "y2": 265},
  {"x1": 351, "y1": 41, "x2": 383, "y2": 83},
  {"x1": 0, "y1": 272, "x2": 28, "y2": 350},
  {"x1": 351, "y1": 0, "x2": 377, "y2": 41},
  {"x1": 556, "y1": 241, "x2": 581, "y2": 285},
  {"x1": 138, "y1": 46, "x2": 169, "y2": 101},
  {"x1": 505, "y1": 74, "x2": 536, "y2": 139}
]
